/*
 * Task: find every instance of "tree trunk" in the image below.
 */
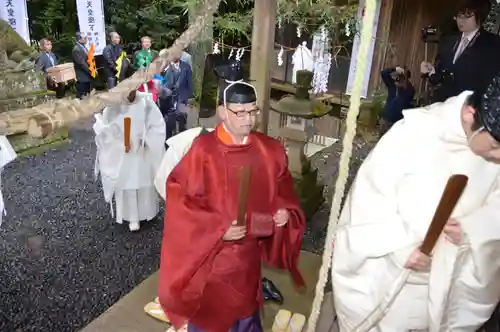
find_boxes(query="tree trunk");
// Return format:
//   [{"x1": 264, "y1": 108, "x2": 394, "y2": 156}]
[{"x1": 188, "y1": 2, "x2": 214, "y2": 109}]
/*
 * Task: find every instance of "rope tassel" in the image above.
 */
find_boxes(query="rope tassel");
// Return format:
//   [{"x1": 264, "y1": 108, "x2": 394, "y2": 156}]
[{"x1": 306, "y1": 0, "x2": 378, "y2": 331}]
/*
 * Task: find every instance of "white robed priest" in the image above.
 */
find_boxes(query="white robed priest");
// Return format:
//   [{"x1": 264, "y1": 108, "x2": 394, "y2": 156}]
[
  {"x1": 0, "y1": 135, "x2": 16, "y2": 226},
  {"x1": 93, "y1": 86, "x2": 166, "y2": 231},
  {"x1": 332, "y1": 74, "x2": 500, "y2": 331}
]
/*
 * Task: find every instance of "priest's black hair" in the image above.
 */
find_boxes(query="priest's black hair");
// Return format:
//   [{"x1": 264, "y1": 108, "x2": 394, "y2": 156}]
[
  {"x1": 455, "y1": 0, "x2": 491, "y2": 24},
  {"x1": 467, "y1": 91, "x2": 484, "y2": 131}
]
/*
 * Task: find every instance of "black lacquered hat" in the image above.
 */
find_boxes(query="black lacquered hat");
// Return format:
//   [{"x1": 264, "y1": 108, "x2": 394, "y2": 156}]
[{"x1": 478, "y1": 75, "x2": 500, "y2": 142}]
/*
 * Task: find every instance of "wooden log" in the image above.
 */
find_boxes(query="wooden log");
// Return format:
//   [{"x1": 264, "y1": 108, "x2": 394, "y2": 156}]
[{"x1": 0, "y1": 0, "x2": 222, "y2": 138}]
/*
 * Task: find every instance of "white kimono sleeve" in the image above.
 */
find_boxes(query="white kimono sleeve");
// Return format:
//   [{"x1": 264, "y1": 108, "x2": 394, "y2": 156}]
[
  {"x1": 143, "y1": 99, "x2": 166, "y2": 175},
  {"x1": 443, "y1": 176, "x2": 500, "y2": 330},
  {"x1": 341, "y1": 121, "x2": 421, "y2": 264}
]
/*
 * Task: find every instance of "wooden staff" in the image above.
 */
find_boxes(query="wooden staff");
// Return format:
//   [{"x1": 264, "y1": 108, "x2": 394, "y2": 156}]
[
  {"x1": 420, "y1": 174, "x2": 468, "y2": 255},
  {"x1": 124, "y1": 117, "x2": 131, "y2": 153},
  {"x1": 236, "y1": 166, "x2": 251, "y2": 226}
]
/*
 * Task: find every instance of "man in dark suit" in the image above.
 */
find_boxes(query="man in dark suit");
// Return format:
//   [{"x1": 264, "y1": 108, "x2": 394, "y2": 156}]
[
  {"x1": 71, "y1": 32, "x2": 93, "y2": 99},
  {"x1": 421, "y1": 0, "x2": 500, "y2": 103},
  {"x1": 35, "y1": 38, "x2": 65, "y2": 98},
  {"x1": 160, "y1": 50, "x2": 193, "y2": 137},
  {"x1": 102, "y1": 32, "x2": 122, "y2": 89}
]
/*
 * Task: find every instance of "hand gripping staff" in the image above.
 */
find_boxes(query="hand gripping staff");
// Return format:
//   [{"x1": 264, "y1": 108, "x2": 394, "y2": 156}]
[{"x1": 352, "y1": 174, "x2": 468, "y2": 331}]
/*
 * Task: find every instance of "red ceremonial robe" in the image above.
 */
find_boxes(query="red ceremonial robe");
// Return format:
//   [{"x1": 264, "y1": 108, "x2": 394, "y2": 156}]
[{"x1": 158, "y1": 127, "x2": 305, "y2": 332}]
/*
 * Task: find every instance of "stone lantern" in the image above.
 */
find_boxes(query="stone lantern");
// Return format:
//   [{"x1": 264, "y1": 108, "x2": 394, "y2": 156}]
[{"x1": 271, "y1": 70, "x2": 331, "y2": 176}]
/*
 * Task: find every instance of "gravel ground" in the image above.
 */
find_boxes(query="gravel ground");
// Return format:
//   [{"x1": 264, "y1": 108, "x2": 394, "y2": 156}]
[{"x1": 0, "y1": 121, "x2": 163, "y2": 332}]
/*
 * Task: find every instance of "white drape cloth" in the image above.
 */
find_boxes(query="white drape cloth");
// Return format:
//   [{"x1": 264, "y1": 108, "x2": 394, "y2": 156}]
[
  {"x1": 332, "y1": 91, "x2": 500, "y2": 331},
  {"x1": 291, "y1": 42, "x2": 314, "y2": 84}
]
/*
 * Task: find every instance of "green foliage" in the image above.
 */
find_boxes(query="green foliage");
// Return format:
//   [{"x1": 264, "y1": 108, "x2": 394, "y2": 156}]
[
  {"x1": 105, "y1": 0, "x2": 184, "y2": 48},
  {"x1": 27, "y1": 0, "x2": 78, "y2": 60},
  {"x1": 278, "y1": 0, "x2": 358, "y2": 36},
  {"x1": 158, "y1": 0, "x2": 254, "y2": 43}
]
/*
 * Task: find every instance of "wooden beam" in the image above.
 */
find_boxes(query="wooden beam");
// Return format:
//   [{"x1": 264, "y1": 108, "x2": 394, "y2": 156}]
[
  {"x1": 368, "y1": 0, "x2": 393, "y2": 93},
  {"x1": 250, "y1": 0, "x2": 277, "y2": 134}
]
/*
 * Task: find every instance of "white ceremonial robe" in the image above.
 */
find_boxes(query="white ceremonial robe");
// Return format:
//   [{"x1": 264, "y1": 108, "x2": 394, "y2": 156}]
[
  {"x1": 154, "y1": 127, "x2": 214, "y2": 200},
  {"x1": 332, "y1": 91, "x2": 500, "y2": 331},
  {"x1": 93, "y1": 96, "x2": 166, "y2": 230},
  {"x1": 0, "y1": 136, "x2": 16, "y2": 226}
]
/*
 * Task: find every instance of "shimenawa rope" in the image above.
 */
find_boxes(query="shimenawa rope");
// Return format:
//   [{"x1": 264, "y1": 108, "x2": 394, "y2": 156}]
[{"x1": 305, "y1": 0, "x2": 377, "y2": 331}]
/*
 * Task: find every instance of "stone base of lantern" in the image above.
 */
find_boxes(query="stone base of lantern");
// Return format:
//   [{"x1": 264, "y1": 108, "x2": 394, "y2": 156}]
[{"x1": 280, "y1": 126, "x2": 308, "y2": 177}]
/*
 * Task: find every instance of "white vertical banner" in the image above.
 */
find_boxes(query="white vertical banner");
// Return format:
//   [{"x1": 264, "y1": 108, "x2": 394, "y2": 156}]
[
  {"x1": 76, "y1": 0, "x2": 106, "y2": 55},
  {"x1": 0, "y1": 0, "x2": 30, "y2": 44},
  {"x1": 345, "y1": 0, "x2": 382, "y2": 98}
]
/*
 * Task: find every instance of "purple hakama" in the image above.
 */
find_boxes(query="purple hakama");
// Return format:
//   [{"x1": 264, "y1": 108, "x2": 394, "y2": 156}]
[{"x1": 187, "y1": 311, "x2": 263, "y2": 332}]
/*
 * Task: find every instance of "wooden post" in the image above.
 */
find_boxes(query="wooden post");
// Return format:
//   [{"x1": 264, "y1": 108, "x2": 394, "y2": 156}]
[{"x1": 250, "y1": 0, "x2": 277, "y2": 135}]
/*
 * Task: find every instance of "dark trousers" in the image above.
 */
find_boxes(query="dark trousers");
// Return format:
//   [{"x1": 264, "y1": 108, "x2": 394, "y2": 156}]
[
  {"x1": 46, "y1": 78, "x2": 66, "y2": 99},
  {"x1": 165, "y1": 112, "x2": 187, "y2": 140},
  {"x1": 379, "y1": 118, "x2": 395, "y2": 138},
  {"x1": 76, "y1": 81, "x2": 92, "y2": 99},
  {"x1": 107, "y1": 76, "x2": 117, "y2": 90},
  {"x1": 55, "y1": 84, "x2": 66, "y2": 99}
]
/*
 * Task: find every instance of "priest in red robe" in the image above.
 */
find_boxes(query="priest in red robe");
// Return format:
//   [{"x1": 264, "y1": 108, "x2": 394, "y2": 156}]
[{"x1": 158, "y1": 60, "x2": 306, "y2": 332}]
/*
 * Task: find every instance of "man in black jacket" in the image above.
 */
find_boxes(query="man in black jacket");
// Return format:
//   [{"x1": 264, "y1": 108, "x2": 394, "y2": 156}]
[
  {"x1": 102, "y1": 32, "x2": 122, "y2": 89},
  {"x1": 71, "y1": 32, "x2": 92, "y2": 99},
  {"x1": 421, "y1": 0, "x2": 500, "y2": 103}
]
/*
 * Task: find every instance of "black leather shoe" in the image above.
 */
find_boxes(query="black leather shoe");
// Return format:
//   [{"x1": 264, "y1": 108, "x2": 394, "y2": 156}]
[{"x1": 262, "y1": 277, "x2": 284, "y2": 304}]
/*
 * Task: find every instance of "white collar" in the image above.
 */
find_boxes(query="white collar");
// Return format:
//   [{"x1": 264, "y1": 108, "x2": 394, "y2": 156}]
[{"x1": 462, "y1": 28, "x2": 479, "y2": 41}]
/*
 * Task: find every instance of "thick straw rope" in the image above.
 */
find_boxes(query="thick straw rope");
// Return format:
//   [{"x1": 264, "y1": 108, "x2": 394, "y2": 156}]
[{"x1": 305, "y1": 0, "x2": 377, "y2": 331}]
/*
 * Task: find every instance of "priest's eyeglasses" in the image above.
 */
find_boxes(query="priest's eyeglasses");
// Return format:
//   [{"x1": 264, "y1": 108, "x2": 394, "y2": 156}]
[{"x1": 226, "y1": 107, "x2": 261, "y2": 118}]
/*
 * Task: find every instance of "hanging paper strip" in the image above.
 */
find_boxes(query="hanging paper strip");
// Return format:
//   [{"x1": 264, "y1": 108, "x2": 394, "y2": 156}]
[
  {"x1": 76, "y1": 0, "x2": 106, "y2": 55},
  {"x1": 0, "y1": 0, "x2": 30, "y2": 43}
]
